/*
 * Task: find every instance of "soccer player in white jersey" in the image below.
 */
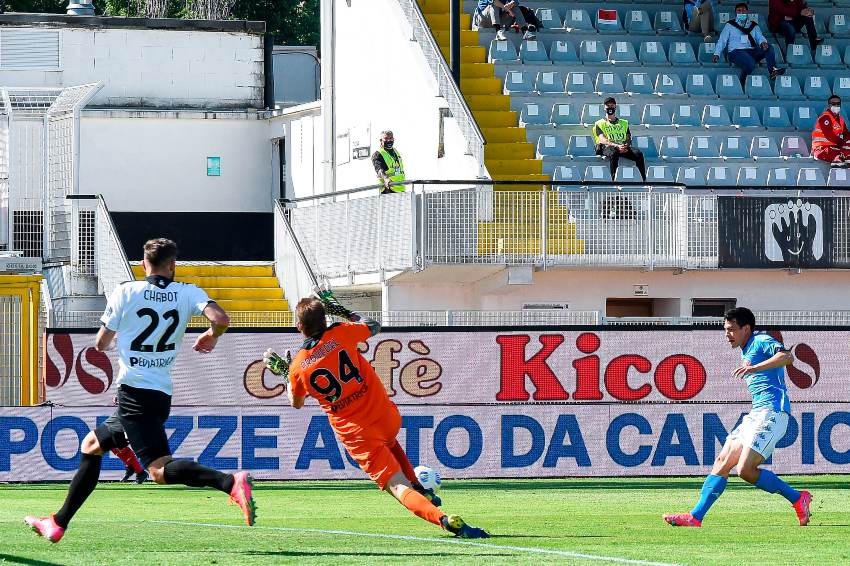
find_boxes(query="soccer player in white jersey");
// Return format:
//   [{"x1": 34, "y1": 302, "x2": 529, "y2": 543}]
[
  {"x1": 663, "y1": 307, "x2": 812, "y2": 527},
  {"x1": 25, "y1": 238, "x2": 256, "y2": 543}
]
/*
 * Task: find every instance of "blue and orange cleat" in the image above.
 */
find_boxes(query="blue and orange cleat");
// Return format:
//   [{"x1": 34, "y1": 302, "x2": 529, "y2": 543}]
[
  {"x1": 442, "y1": 514, "x2": 490, "y2": 539},
  {"x1": 663, "y1": 513, "x2": 702, "y2": 527},
  {"x1": 794, "y1": 490, "x2": 812, "y2": 526},
  {"x1": 229, "y1": 471, "x2": 257, "y2": 526},
  {"x1": 24, "y1": 514, "x2": 65, "y2": 543}
]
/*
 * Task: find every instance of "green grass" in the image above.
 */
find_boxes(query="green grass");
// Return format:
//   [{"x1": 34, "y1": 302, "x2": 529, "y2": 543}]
[{"x1": 1, "y1": 476, "x2": 848, "y2": 565}]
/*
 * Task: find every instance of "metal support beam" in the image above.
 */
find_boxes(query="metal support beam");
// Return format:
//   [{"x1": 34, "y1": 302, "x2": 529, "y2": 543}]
[{"x1": 449, "y1": 0, "x2": 461, "y2": 85}]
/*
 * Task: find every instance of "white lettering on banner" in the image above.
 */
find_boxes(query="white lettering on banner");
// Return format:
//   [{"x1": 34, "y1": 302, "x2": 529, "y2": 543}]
[
  {"x1": 43, "y1": 330, "x2": 845, "y2": 405},
  {"x1": 1, "y1": 404, "x2": 849, "y2": 481}
]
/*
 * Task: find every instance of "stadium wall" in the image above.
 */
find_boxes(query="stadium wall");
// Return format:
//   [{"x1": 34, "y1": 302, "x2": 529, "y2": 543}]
[{"x1": 2, "y1": 328, "x2": 848, "y2": 481}]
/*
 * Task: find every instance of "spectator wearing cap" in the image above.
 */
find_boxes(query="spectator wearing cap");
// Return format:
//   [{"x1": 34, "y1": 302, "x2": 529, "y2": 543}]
[
  {"x1": 713, "y1": 3, "x2": 786, "y2": 82},
  {"x1": 768, "y1": 0, "x2": 822, "y2": 54},
  {"x1": 684, "y1": 0, "x2": 716, "y2": 42},
  {"x1": 812, "y1": 96, "x2": 850, "y2": 168}
]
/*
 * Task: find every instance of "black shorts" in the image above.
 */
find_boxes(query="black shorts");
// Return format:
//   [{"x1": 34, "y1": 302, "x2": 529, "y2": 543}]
[
  {"x1": 107, "y1": 384, "x2": 172, "y2": 468},
  {"x1": 94, "y1": 413, "x2": 130, "y2": 453}
]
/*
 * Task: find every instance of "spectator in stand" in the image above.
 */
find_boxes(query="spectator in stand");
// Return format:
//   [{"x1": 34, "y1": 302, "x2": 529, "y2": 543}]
[
  {"x1": 684, "y1": 0, "x2": 716, "y2": 42},
  {"x1": 713, "y1": 3, "x2": 786, "y2": 82},
  {"x1": 472, "y1": 0, "x2": 536, "y2": 40},
  {"x1": 768, "y1": 0, "x2": 822, "y2": 54},
  {"x1": 593, "y1": 97, "x2": 647, "y2": 182},
  {"x1": 812, "y1": 95, "x2": 850, "y2": 168}
]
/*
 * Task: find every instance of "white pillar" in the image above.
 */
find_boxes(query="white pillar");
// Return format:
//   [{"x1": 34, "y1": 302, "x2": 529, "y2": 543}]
[{"x1": 320, "y1": 0, "x2": 337, "y2": 195}]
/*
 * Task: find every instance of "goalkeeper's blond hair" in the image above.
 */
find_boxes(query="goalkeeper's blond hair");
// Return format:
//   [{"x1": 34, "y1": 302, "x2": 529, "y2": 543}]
[{"x1": 296, "y1": 297, "x2": 327, "y2": 337}]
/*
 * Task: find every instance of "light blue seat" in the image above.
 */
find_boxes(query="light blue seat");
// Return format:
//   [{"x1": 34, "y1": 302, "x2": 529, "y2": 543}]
[
  {"x1": 568, "y1": 135, "x2": 597, "y2": 157},
  {"x1": 827, "y1": 168, "x2": 850, "y2": 187},
  {"x1": 618, "y1": 104, "x2": 640, "y2": 126},
  {"x1": 780, "y1": 135, "x2": 810, "y2": 158},
  {"x1": 564, "y1": 8, "x2": 594, "y2": 32},
  {"x1": 763, "y1": 105, "x2": 792, "y2": 129},
  {"x1": 639, "y1": 41, "x2": 668, "y2": 65},
  {"x1": 737, "y1": 166, "x2": 768, "y2": 187},
  {"x1": 535, "y1": 70, "x2": 565, "y2": 93},
  {"x1": 814, "y1": 43, "x2": 842, "y2": 67},
  {"x1": 550, "y1": 40, "x2": 578, "y2": 63},
  {"x1": 614, "y1": 165, "x2": 643, "y2": 183},
  {"x1": 828, "y1": 13, "x2": 850, "y2": 37},
  {"x1": 632, "y1": 135, "x2": 658, "y2": 159},
  {"x1": 520, "y1": 40, "x2": 550, "y2": 63},
  {"x1": 721, "y1": 135, "x2": 750, "y2": 159},
  {"x1": 768, "y1": 166, "x2": 798, "y2": 186},
  {"x1": 774, "y1": 75, "x2": 804, "y2": 99},
  {"x1": 715, "y1": 73, "x2": 745, "y2": 98},
  {"x1": 655, "y1": 72, "x2": 685, "y2": 96},
  {"x1": 580, "y1": 40, "x2": 607, "y2": 64},
  {"x1": 803, "y1": 75, "x2": 830, "y2": 100},
  {"x1": 537, "y1": 134, "x2": 568, "y2": 158},
  {"x1": 654, "y1": 10, "x2": 682, "y2": 34},
  {"x1": 699, "y1": 42, "x2": 722, "y2": 66},
  {"x1": 520, "y1": 102, "x2": 548, "y2": 126},
  {"x1": 535, "y1": 8, "x2": 563, "y2": 29},
  {"x1": 797, "y1": 167, "x2": 827, "y2": 186},
  {"x1": 625, "y1": 10, "x2": 653, "y2": 33},
  {"x1": 690, "y1": 135, "x2": 721, "y2": 158},
  {"x1": 676, "y1": 165, "x2": 708, "y2": 186},
  {"x1": 642, "y1": 103, "x2": 673, "y2": 126},
  {"x1": 845, "y1": 46, "x2": 850, "y2": 68},
  {"x1": 702, "y1": 104, "x2": 732, "y2": 127},
  {"x1": 669, "y1": 41, "x2": 698, "y2": 65},
  {"x1": 745, "y1": 74, "x2": 774, "y2": 99},
  {"x1": 626, "y1": 72, "x2": 654, "y2": 94},
  {"x1": 715, "y1": 10, "x2": 733, "y2": 30},
  {"x1": 749, "y1": 136, "x2": 781, "y2": 159},
  {"x1": 596, "y1": 72, "x2": 626, "y2": 94},
  {"x1": 672, "y1": 103, "x2": 701, "y2": 127},
  {"x1": 686, "y1": 73, "x2": 715, "y2": 96},
  {"x1": 733, "y1": 105, "x2": 763, "y2": 128},
  {"x1": 646, "y1": 165, "x2": 674, "y2": 183},
  {"x1": 565, "y1": 71, "x2": 594, "y2": 94},
  {"x1": 608, "y1": 41, "x2": 639, "y2": 64},
  {"x1": 792, "y1": 105, "x2": 818, "y2": 130},
  {"x1": 553, "y1": 165, "x2": 583, "y2": 185},
  {"x1": 584, "y1": 165, "x2": 611, "y2": 182},
  {"x1": 595, "y1": 9, "x2": 623, "y2": 33},
  {"x1": 488, "y1": 39, "x2": 518, "y2": 63},
  {"x1": 707, "y1": 166, "x2": 736, "y2": 187},
  {"x1": 580, "y1": 103, "x2": 604, "y2": 126},
  {"x1": 786, "y1": 43, "x2": 814, "y2": 67},
  {"x1": 551, "y1": 103, "x2": 580, "y2": 126},
  {"x1": 834, "y1": 76, "x2": 850, "y2": 98},
  {"x1": 504, "y1": 70, "x2": 533, "y2": 94},
  {"x1": 660, "y1": 135, "x2": 689, "y2": 159}
]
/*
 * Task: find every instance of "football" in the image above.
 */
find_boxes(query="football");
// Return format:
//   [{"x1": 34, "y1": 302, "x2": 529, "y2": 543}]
[{"x1": 414, "y1": 465, "x2": 442, "y2": 492}]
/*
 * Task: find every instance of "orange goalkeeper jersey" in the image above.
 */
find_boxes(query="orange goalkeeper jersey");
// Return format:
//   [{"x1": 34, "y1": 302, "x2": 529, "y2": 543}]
[{"x1": 289, "y1": 322, "x2": 394, "y2": 437}]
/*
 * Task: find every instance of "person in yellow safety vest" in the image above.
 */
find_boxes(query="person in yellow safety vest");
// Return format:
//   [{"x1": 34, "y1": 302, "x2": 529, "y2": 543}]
[
  {"x1": 372, "y1": 130, "x2": 406, "y2": 194},
  {"x1": 593, "y1": 97, "x2": 647, "y2": 182},
  {"x1": 812, "y1": 95, "x2": 850, "y2": 168}
]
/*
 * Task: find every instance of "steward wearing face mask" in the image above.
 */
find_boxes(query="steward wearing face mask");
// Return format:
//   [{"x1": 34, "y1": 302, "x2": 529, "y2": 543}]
[
  {"x1": 713, "y1": 2, "x2": 785, "y2": 83},
  {"x1": 372, "y1": 130, "x2": 406, "y2": 194},
  {"x1": 812, "y1": 95, "x2": 850, "y2": 168},
  {"x1": 593, "y1": 97, "x2": 647, "y2": 182}
]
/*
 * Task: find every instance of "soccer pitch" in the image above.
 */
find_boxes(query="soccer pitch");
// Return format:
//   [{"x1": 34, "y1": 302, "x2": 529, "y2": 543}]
[{"x1": 1, "y1": 477, "x2": 848, "y2": 565}]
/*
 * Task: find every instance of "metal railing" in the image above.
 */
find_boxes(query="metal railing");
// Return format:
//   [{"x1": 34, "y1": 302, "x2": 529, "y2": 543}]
[{"x1": 397, "y1": 0, "x2": 486, "y2": 168}]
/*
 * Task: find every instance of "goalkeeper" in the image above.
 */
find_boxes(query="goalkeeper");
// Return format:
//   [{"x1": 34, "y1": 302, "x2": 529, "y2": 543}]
[{"x1": 264, "y1": 291, "x2": 488, "y2": 539}]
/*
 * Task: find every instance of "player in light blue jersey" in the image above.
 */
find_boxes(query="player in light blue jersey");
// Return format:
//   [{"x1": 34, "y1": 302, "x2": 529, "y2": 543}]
[{"x1": 664, "y1": 307, "x2": 812, "y2": 527}]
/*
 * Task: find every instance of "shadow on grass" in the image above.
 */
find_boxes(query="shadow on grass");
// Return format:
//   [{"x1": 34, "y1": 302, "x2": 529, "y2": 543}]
[
  {"x1": 0, "y1": 554, "x2": 67, "y2": 566},
  {"x1": 244, "y1": 551, "x2": 512, "y2": 558}
]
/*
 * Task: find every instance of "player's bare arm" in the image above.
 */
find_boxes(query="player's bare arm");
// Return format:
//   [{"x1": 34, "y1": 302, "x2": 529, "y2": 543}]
[
  {"x1": 193, "y1": 302, "x2": 230, "y2": 353},
  {"x1": 94, "y1": 326, "x2": 117, "y2": 352},
  {"x1": 733, "y1": 350, "x2": 794, "y2": 379}
]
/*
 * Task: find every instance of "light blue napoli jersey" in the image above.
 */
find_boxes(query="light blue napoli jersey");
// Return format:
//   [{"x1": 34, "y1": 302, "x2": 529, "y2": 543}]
[{"x1": 740, "y1": 332, "x2": 791, "y2": 412}]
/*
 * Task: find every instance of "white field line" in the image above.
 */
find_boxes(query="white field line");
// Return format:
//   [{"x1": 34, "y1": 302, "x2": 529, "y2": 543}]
[{"x1": 150, "y1": 519, "x2": 682, "y2": 566}]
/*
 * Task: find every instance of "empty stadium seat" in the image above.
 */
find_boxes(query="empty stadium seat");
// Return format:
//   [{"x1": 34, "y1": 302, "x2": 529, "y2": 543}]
[
  {"x1": 686, "y1": 73, "x2": 715, "y2": 96},
  {"x1": 745, "y1": 75, "x2": 774, "y2": 99},
  {"x1": 608, "y1": 41, "x2": 638, "y2": 64},
  {"x1": 702, "y1": 104, "x2": 733, "y2": 127},
  {"x1": 551, "y1": 103, "x2": 580, "y2": 126},
  {"x1": 733, "y1": 105, "x2": 763, "y2": 128},
  {"x1": 828, "y1": 13, "x2": 850, "y2": 37},
  {"x1": 660, "y1": 135, "x2": 689, "y2": 159},
  {"x1": 814, "y1": 43, "x2": 842, "y2": 67},
  {"x1": 642, "y1": 103, "x2": 673, "y2": 126},
  {"x1": 596, "y1": 8, "x2": 623, "y2": 33},
  {"x1": 737, "y1": 166, "x2": 769, "y2": 187},
  {"x1": 632, "y1": 135, "x2": 658, "y2": 158},
  {"x1": 721, "y1": 135, "x2": 750, "y2": 159},
  {"x1": 520, "y1": 103, "x2": 548, "y2": 126},
  {"x1": 654, "y1": 10, "x2": 681, "y2": 34},
  {"x1": 639, "y1": 41, "x2": 668, "y2": 65},
  {"x1": 750, "y1": 136, "x2": 781, "y2": 159},
  {"x1": 797, "y1": 167, "x2": 826, "y2": 186},
  {"x1": 698, "y1": 43, "x2": 721, "y2": 65},
  {"x1": 764, "y1": 105, "x2": 793, "y2": 129},
  {"x1": 615, "y1": 165, "x2": 643, "y2": 182},
  {"x1": 646, "y1": 165, "x2": 674, "y2": 183},
  {"x1": 774, "y1": 75, "x2": 804, "y2": 99},
  {"x1": 792, "y1": 105, "x2": 818, "y2": 130},
  {"x1": 596, "y1": 72, "x2": 626, "y2": 94},
  {"x1": 618, "y1": 104, "x2": 640, "y2": 125},
  {"x1": 581, "y1": 104, "x2": 604, "y2": 125},
  {"x1": 489, "y1": 39, "x2": 518, "y2": 62},
  {"x1": 673, "y1": 103, "x2": 701, "y2": 127},
  {"x1": 537, "y1": 134, "x2": 567, "y2": 157},
  {"x1": 669, "y1": 42, "x2": 697, "y2": 65},
  {"x1": 564, "y1": 9, "x2": 594, "y2": 31},
  {"x1": 504, "y1": 71, "x2": 533, "y2": 94},
  {"x1": 568, "y1": 135, "x2": 597, "y2": 157},
  {"x1": 803, "y1": 75, "x2": 831, "y2": 100},
  {"x1": 781, "y1": 136, "x2": 811, "y2": 158},
  {"x1": 690, "y1": 135, "x2": 721, "y2": 158},
  {"x1": 707, "y1": 166, "x2": 736, "y2": 186},
  {"x1": 834, "y1": 76, "x2": 850, "y2": 98},
  {"x1": 551, "y1": 40, "x2": 578, "y2": 63},
  {"x1": 553, "y1": 165, "x2": 582, "y2": 184},
  {"x1": 677, "y1": 165, "x2": 708, "y2": 185},
  {"x1": 626, "y1": 10, "x2": 653, "y2": 33},
  {"x1": 786, "y1": 43, "x2": 814, "y2": 66},
  {"x1": 716, "y1": 74, "x2": 745, "y2": 98},
  {"x1": 536, "y1": 70, "x2": 565, "y2": 93},
  {"x1": 535, "y1": 8, "x2": 563, "y2": 29},
  {"x1": 580, "y1": 40, "x2": 607, "y2": 64},
  {"x1": 655, "y1": 73, "x2": 685, "y2": 96},
  {"x1": 626, "y1": 72, "x2": 654, "y2": 94},
  {"x1": 827, "y1": 168, "x2": 850, "y2": 187},
  {"x1": 768, "y1": 166, "x2": 798, "y2": 186},
  {"x1": 585, "y1": 164, "x2": 611, "y2": 181},
  {"x1": 565, "y1": 71, "x2": 594, "y2": 94},
  {"x1": 520, "y1": 40, "x2": 549, "y2": 63}
]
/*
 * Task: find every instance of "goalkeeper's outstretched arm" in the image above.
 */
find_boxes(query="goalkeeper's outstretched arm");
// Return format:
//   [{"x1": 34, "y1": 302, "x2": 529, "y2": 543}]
[{"x1": 315, "y1": 288, "x2": 381, "y2": 336}]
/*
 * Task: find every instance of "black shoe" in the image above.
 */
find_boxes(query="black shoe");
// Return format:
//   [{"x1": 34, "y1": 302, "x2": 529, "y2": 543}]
[
  {"x1": 769, "y1": 67, "x2": 786, "y2": 80},
  {"x1": 121, "y1": 466, "x2": 134, "y2": 482},
  {"x1": 441, "y1": 515, "x2": 490, "y2": 539},
  {"x1": 134, "y1": 469, "x2": 149, "y2": 484}
]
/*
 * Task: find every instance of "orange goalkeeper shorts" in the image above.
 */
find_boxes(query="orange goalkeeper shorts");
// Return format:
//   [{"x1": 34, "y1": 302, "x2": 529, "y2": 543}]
[{"x1": 339, "y1": 404, "x2": 402, "y2": 490}]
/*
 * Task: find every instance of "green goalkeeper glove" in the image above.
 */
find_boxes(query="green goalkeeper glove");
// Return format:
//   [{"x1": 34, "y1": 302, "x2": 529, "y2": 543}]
[
  {"x1": 313, "y1": 287, "x2": 357, "y2": 321},
  {"x1": 263, "y1": 348, "x2": 292, "y2": 379}
]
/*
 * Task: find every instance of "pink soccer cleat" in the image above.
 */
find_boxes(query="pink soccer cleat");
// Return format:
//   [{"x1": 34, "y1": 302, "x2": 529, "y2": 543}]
[
  {"x1": 24, "y1": 515, "x2": 65, "y2": 543},
  {"x1": 663, "y1": 513, "x2": 702, "y2": 527},
  {"x1": 794, "y1": 491, "x2": 812, "y2": 526},
  {"x1": 229, "y1": 471, "x2": 257, "y2": 526}
]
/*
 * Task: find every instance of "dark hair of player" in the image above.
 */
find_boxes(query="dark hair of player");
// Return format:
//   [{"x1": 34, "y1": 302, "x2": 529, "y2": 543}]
[
  {"x1": 143, "y1": 238, "x2": 179, "y2": 268},
  {"x1": 297, "y1": 297, "x2": 328, "y2": 337},
  {"x1": 724, "y1": 307, "x2": 756, "y2": 332}
]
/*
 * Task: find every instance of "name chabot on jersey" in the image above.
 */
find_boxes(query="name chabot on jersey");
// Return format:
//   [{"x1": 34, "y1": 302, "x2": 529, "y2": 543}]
[{"x1": 128, "y1": 356, "x2": 175, "y2": 368}]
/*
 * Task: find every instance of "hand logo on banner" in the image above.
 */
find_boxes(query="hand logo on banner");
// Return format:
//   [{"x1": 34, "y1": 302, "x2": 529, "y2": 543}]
[
  {"x1": 44, "y1": 334, "x2": 114, "y2": 395},
  {"x1": 766, "y1": 331, "x2": 821, "y2": 389},
  {"x1": 765, "y1": 200, "x2": 823, "y2": 264}
]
